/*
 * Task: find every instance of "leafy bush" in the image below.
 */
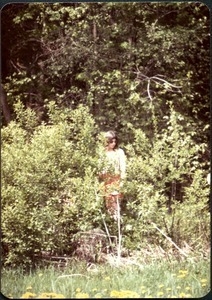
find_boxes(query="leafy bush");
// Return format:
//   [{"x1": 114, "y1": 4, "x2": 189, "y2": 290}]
[
  {"x1": 121, "y1": 109, "x2": 210, "y2": 252},
  {"x1": 1, "y1": 102, "x2": 209, "y2": 267},
  {"x1": 1, "y1": 103, "x2": 103, "y2": 266}
]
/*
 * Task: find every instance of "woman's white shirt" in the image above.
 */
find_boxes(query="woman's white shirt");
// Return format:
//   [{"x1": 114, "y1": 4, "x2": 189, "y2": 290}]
[{"x1": 105, "y1": 148, "x2": 126, "y2": 179}]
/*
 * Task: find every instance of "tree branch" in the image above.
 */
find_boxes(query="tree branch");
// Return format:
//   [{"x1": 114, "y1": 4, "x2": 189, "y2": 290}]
[
  {"x1": 151, "y1": 222, "x2": 188, "y2": 257},
  {"x1": 133, "y1": 69, "x2": 182, "y2": 101},
  {"x1": 147, "y1": 79, "x2": 153, "y2": 101}
]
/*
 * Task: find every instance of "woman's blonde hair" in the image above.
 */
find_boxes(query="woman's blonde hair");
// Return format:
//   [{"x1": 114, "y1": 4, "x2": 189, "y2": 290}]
[{"x1": 104, "y1": 130, "x2": 119, "y2": 148}]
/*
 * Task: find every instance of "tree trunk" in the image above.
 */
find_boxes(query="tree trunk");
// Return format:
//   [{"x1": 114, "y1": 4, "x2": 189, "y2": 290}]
[{"x1": 0, "y1": 85, "x2": 11, "y2": 125}]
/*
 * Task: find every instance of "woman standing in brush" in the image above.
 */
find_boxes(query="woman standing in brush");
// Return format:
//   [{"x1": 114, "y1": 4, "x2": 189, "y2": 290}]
[{"x1": 99, "y1": 130, "x2": 126, "y2": 219}]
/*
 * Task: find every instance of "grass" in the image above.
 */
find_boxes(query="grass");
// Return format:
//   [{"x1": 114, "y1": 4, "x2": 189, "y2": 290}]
[{"x1": 1, "y1": 256, "x2": 210, "y2": 298}]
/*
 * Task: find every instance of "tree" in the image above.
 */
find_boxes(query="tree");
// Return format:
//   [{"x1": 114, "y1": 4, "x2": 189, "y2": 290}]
[
  {"x1": 1, "y1": 3, "x2": 210, "y2": 144},
  {"x1": 0, "y1": 85, "x2": 11, "y2": 124}
]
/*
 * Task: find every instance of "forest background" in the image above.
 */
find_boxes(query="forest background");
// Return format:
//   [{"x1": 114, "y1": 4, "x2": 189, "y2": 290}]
[{"x1": 0, "y1": 2, "x2": 210, "y2": 268}]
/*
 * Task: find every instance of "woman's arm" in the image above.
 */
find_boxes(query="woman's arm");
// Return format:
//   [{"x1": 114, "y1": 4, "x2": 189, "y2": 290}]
[{"x1": 118, "y1": 148, "x2": 126, "y2": 180}]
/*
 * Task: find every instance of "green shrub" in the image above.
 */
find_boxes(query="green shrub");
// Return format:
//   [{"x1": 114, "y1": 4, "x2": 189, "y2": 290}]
[
  {"x1": 1, "y1": 103, "x2": 103, "y2": 266},
  {"x1": 121, "y1": 110, "x2": 209, "y2": 253},
  {"x1": 1, "y1": 102, "x2": 209, "y2": 267}
]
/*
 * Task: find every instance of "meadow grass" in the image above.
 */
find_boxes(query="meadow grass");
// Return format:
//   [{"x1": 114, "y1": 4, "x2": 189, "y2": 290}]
[{"x1": 1, "y1": 256, "x2": 210, "y2": 298}]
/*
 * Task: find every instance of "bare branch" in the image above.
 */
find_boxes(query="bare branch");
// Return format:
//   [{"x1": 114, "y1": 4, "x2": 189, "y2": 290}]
[
  {"x1": 151, "y1": 222, "x2": 188, "y2": 257},
  {"x1": 133, "y1": 69, "x2": 182, "y2": 101},
  {"x1": 151, "y1": 76, "x2": 182, "y2": 89},
  {"x1": 147, "y1": 79, "x2": 153, "y2": 101}
]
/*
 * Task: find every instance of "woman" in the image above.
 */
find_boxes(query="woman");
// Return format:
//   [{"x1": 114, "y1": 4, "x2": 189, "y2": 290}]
[{"x1": 99, "y1": 130, "x2": 126, "y2": 218}]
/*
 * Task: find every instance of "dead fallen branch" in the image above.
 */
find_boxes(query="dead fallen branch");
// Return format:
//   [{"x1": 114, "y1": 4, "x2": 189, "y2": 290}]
[{"x1": 151, "y1": 222, "x2": 188, "y2": 257}]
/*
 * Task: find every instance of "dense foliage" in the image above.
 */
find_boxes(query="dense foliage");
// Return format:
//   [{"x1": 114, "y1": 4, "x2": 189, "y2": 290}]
[{"x1": 1, "y1": 2, "x2": 210, "y2": 267}]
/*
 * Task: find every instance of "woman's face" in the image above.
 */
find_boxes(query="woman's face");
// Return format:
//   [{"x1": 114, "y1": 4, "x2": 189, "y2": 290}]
[{"x1": 107, "y1": 138, "x2": 117, "y2": 150}]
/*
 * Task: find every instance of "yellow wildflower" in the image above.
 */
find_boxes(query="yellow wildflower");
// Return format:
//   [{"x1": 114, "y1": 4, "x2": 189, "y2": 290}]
[
  {"x1": 20, "y1": 292, "x2": 36, "y2": 299},
  {"x1": 76, "y1": 288, "x2": 81, "y2": 293},
  {"x1": 177, "y1": 274, "x2": 186, "y2": 278},
  {"x1": 75, "y1": 292, "x2": 89, "y2": 298},
  {"x1": 104, "y1": 276, "x2": 110, "y2": 280},
  {"x1": 26, "y1": 286, "x2": 33, "y2": 291},
  {"x1": 200, "y1": 279, "x2": 207, "y2": 283},
  {"x1": 36, "y1": 294, "x2": 47, "y2": 299},
  {"x1": 179, "y1": 292, "x2": 186, "y2": 298},
  {"x1": 54, "y1": 294, "x2": 65, "y2": 299},
  {"x1": 158, "y1": 284, "x2": 164, "y2": 288},
  {"x1": 110, "y1": 290, "x2": 140, "y2": 298},
  {"x1": 178, "y1": 269, "x2": 188, "y2": 277},
  {"x1": 179, "y1": 269, "x2": 188, "y2": 274},
  {"x1": 37, "y1": 292, "x2": 63, "y2": 299},
  {"x1": 157, "y1": 291, "x2": 164, "y2": 296}
]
